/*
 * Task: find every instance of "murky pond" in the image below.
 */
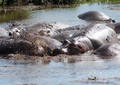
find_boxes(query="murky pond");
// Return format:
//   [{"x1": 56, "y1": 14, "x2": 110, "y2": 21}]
[{"x1": 0, "y1": 2, "x2": 120, "y2": 85}]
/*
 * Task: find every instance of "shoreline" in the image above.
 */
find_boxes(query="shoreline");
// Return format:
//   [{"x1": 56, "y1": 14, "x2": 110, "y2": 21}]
[{"x1": 0, "y1": 4, "x2": 80, "y2": 11}]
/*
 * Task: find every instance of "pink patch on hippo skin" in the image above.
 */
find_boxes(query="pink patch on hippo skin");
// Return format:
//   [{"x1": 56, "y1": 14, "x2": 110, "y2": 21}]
[
  {"x1": 67, "y1": 43, "x2": 86, "y2": 55},
  {"x1": 77, "y1": 45, "x2": 85, "y2": 53}
]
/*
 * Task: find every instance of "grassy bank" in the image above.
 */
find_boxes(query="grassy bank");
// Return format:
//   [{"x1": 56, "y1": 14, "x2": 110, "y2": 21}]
[
  {"x1": 0, "y1": 9, "x2": 29, "y2": 22},
  {"x1": 1, "y1": 0, "x2": 120, "y2": 6}
]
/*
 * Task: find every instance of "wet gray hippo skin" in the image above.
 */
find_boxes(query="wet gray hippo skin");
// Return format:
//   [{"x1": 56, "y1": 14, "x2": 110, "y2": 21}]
[
  {"x1": 54, "y1": 24, "x2": 118, "y2": 55},
  {"x1": 107, "y1": 22, "x2": 120, "y2": 34},
  {"x1": 52, "y1": 22, "x2": 120, "y2": 42},
  {"x1": 78, "y1": 11, "x2": 115, "y2": 23},
  {"x1": 114, "y1": 23, "x2": 120, "y2": 33},
  {"x1": 23, "y1": 33, "x2": 63, "y2": 55},
  {"x1": 0, "y1": 22, "x2": 118, "y2": 56},
  {"x1": 93, "y1": 43, "x2": 120, "y2": 59},
  {"x1": 26, "y1": 22, "x2": 69, "y2": 37},
  {"x1": 0, "y1": 22, "x2": 65, "y2": 56},
  {"x1": 51, "y1": 25, "x2": 87, "y2": 42},
  {"x1": 0, "y1": 36, "x2": 62, "y2": 56},
  {"x1": 0, "y1": 38, "x2": 42, "y2": 55}
]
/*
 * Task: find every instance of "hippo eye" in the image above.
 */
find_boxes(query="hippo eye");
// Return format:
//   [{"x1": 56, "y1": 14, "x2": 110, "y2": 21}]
[{"x1": 78, "y1": 45, "x2": 83, "y2": 50}]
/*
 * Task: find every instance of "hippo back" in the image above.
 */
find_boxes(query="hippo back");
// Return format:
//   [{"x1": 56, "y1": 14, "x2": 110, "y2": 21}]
[
  {"x1": 78, "y1": 11, "x2": 110, "y2": 21},
  {"x1": 86, "y1": 24, "x2": 117, "y2": 44},
  {"x1": 93, "y1": 43, "x2": 120, "y2": 58}
]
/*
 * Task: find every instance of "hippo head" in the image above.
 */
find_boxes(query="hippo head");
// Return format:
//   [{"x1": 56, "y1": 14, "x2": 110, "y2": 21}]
[
  {"x1": 9, "y1": 27, "x2": 26, "y2": 39},
  {"x1": 66, "y1": 36, "x2": 93, "y2": 55},
  {"x1": 52, "y1": 37, "x2": 94, "y2": 55},
  {"x1": 67, "y1": 43, "x2": 85, "y2": 55},
  {"x1": 9, "y1": 28, "x2": 21, "y2": 38}
]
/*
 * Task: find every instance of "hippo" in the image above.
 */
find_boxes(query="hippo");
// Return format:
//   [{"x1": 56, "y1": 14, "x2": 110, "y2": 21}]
[
  {"x1": 26, "y1": 22, "x2": 69, "y2": 37},
  {"x1": 78, "y1": 11, "x2": 115, "y2": 23},
  {"x1": 1, "y1": 22, "x2": 118, "y2": 56},
  {"x1": 53, "y1": 24, "x2": 118, "y2": 55},
  {"x1": 0, "y1": 35, "x2": 62, "y2": 56},
  {"x1": 0, "y1": 22, "x2": 68, "y2": 56},
  {"x1": 93, "y1": 42, "x2": 120, "y2": 59},
  {"x1": 24, "y1": 34, "x2": 63, "y2": 55},
  {"x1": 0, "y1": 38, "x2": 44, "y2": 56},
  {"x1": 8, "y1": 27, "x2": 27, "y2": 39},
  {"x1": 51, "y1": 25, "x2": 87, "y2": 42},
  {"x1": 52, "y1": 22, "x2": 120, "y2": 42}
]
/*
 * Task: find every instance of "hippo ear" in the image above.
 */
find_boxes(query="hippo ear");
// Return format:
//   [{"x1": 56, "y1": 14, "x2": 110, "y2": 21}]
[{"x1": 88, "y1": 38, "x2": 103, "y2": 50}]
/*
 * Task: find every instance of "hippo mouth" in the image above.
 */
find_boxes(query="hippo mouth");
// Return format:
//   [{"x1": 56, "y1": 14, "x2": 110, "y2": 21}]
[{"x1": 67, "y1": 43, "x2": 85, "y2": 55}]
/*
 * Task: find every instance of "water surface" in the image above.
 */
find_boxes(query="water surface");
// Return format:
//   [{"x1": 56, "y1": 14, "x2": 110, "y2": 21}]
[{"x1": 24, "y1": 3, "x2": 120, "y2": 26}]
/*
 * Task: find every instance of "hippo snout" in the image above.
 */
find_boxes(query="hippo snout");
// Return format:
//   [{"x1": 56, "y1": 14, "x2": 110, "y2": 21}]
[{"x1": 67, "y1": 43, "x2": 85, "y2": 55}]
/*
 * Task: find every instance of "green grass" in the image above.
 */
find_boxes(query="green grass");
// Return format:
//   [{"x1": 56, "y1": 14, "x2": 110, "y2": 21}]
[
  {"x1": 32, "y1": 0, "x2": 120, "y2": 5},
  {"x1": 0, "y1": 9, "x2": 29, "y2": 22},
  {"x1": 80, "y1": 0, "x2": 120, "y2": 4}
]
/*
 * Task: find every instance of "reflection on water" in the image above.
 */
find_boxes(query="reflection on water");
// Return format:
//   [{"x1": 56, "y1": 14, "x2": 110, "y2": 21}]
[
  {"x1": 0, "y1": 58, "x2": 120, "y2": 85},
  {"x1": 0, "y1": 2, "x2": 120, "y2": 85}
]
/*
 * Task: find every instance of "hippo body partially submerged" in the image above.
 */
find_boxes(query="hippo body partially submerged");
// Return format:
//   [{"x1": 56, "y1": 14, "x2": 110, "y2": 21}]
[
  {"x1": 0, "y1": 22, "x2": 66, "y2": 56},
  {"x1": 55, "y1": 24, "x2": 118, "y2": 55},
  {"x1": 24, "y1": 35, "x2": 63, "y2": 55},
  {"x1": 0, "y1": 36, "x2": 62, "y2": 56},
  {"x1": 0, "y1": 22, "x2": 119, "y2": 57},
  {"x1": 107, "y1": 22, "x2": 120, "y2": 34},
  {"x1": 26, "y1": 22, "x2": 69, "y2": 37},
  {"x1": 93, "y1": 42, "x2": 120, "y2": 59},
  {"x1": 78, "y1": 11, "x2": 115, "y2": 23},
  {"x1": 0, "y1": 38, "x2": 39, "y2": 55}
]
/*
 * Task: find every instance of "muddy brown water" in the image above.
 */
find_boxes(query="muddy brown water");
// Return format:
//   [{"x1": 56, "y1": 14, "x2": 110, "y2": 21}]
[{"x1": 0, "y1": 3, "x2": 120, "y2": 85}]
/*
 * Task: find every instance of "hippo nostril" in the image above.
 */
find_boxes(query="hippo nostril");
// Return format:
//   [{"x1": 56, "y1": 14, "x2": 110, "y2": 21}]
[
  {"x1": 9, "y1": 32, "x2": 13, "y2": 36},
  {"x1": 77, "y1": 45, "x2": 85, "y2": 53}
]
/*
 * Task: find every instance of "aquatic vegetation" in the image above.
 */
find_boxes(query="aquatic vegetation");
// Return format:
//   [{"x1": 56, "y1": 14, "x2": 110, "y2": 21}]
[
  {"x1": 26, "y1": 0, "x2": 120, "y2": 5},
  {"x1": 74, "y1": 0, "x2": 120, "y2": 4},
  {"x1": 0, "y1": 0, "x2": 120, "y2": 6},
  {"x1": 0, "y1": 9, "x2": 29, "y2": 22}
]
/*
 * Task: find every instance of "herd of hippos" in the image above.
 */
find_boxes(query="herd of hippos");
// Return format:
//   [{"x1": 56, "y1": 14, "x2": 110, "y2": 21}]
[{"x1": 0, "y1": 11, "x2": 120, "y2": 59}]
